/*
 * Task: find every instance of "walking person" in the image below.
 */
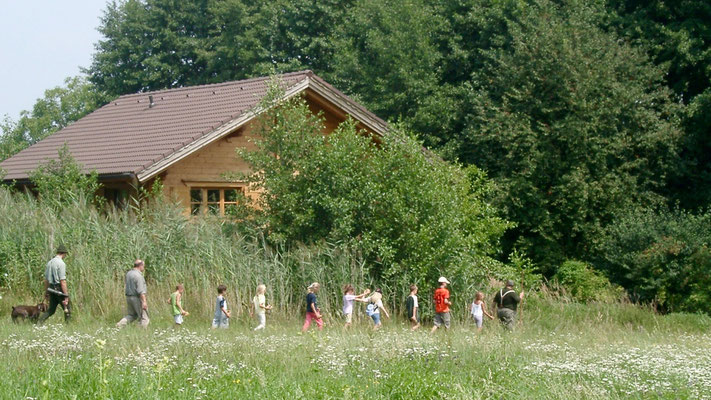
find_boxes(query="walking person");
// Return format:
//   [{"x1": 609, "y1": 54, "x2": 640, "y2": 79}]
[
  {"x1": 406, "y1": 285, "x2": 420, "y2": 331},
  {"x1": 170, "y1": 284, "x2": 189, "y2": 327},
  {"x1": 212, "y1": 284, "x2": 231, "y2": 329},
  {"x1": 342, "y1": 284, "x2": 369, "y2": 328},
  {"x1": 302, "y1": 282, "x2": 324, "y2": 332},
  {"x1": 431, "y1": 277, "x2": 452, "y2": 333},
  {"x1": 362, "y1": 288, "x2": 390, "y2": 330},
  {"x1": 116, "y1": 259, "x2": 149, "y2": 328},
  {"x1": 493, "y1": 280, "x2": 524, "y2": 330},
  {"x1": 252, "y1": 284, "x2": 272, "y2": 331},
  {"x1": 37, "y1": 245, "x2": 71, "y2": 323},
  {"x1": 470, "y1": 291, "x2": 494, "y2": 332}
]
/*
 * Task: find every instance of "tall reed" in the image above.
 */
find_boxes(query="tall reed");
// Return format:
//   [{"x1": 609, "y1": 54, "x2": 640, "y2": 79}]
[{"x1": 0, "y1": 188, "x2": 373, "y2": 321}]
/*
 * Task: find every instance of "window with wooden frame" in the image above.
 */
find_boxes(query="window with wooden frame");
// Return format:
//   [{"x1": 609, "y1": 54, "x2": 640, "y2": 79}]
[{"x1": 189, "y1": 187, "x2": 246, "y2": 216}]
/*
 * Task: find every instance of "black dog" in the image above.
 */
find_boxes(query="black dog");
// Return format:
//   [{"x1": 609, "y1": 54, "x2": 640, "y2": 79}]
[{"x1": 11, "y1": 303, "x2": 47, "y2": 323}]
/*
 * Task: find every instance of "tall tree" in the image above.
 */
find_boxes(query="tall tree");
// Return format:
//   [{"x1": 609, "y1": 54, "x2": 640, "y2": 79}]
[
  {"x1": 327, "y1": 0, "x2": 453, "y2": 148},
  {"x1": 454, "y1": 0, "x2": 681, "y2": 270},
  {"x1": 1, "y1": 76, "x2": 108, "y2": 161},
  {"x1": 89, "y1": 0, "x2": 221, "y2": 96},
  {"x1": 606, "y1": 1, "x2": 711, "y2": 210},
  {"x1": 88, "y1": 0, "x2": 352, "y2": 97}
]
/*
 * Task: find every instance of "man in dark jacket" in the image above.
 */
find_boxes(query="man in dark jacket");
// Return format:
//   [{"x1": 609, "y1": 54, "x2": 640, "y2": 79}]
[{"x1": 493, "y1": 280, "x2": 524, "y2": 330}]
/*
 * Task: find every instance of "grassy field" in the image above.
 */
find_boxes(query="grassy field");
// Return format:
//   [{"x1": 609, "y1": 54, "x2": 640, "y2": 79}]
[{"x1": 1, "y1": 299, "x2": 710, "y2": 399}]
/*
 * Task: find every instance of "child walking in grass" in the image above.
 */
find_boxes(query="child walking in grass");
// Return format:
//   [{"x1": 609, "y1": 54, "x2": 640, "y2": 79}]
[
  {"x1": 362, "y1": 288, "x2": 390, "y2": 330},
  {"x1": 342, "y1": 284, "x2": 370, "y2": 328},
  {"x1": 431, "y1": 277, "x2": 452, "y2": 333},
  {"x1": 252, "y1": 284, "x2": 273, "y2": 331},
  {"x1": 169, "y1": 284, "x2": 189, "y2": 326},
  {"x1": 302, "y1": 282, "x2": 323, "y2": 332},
  {"x1": 211, "y1": 284, "x2": 231, "y2": 329},
  {"x1": 470, "y1": 291, "x2": 494, "y2": 331},
  {"x1": 406, "y1": 285, "x2": 420, "y2": 331}
]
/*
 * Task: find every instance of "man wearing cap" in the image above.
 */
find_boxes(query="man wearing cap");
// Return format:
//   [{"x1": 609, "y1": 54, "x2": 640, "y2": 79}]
[
  {"x1": 431, "y1": 277, "x2": 452, "y2": 333},
  {"x1": 493, "y1": 280, "x2": 524, "y2": 330},
  {"x1": 116, "y1": 259, "x2": 150, "y2": 328},
  {"x1": 38, "y1": 245, "x2": 71, "y2": 323}
]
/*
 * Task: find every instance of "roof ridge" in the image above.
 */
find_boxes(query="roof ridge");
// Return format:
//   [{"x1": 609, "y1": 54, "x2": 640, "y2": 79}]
[{"x1": 116, "y1": 70, "x2": 313, "y2": 100}]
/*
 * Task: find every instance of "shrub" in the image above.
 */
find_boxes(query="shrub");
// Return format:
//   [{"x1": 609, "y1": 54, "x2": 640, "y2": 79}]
[
  {"x1": 596, "y1": 208, "x2": 711, "y2": 313},
  {"x1": 28, "y1": 144, "x2": 102, "y2": 208},
  {"x1": 553, "y1": 260, "x2": 620, "y2": 303},
  {"x1": 236, "y1": 84, "x2": 511, "y2": 286}
]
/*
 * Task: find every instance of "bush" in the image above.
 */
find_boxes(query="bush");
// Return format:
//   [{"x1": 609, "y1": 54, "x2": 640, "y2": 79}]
[
  {"x1": 28, "y1": 144, "x2": 102, "y2": 208},
  {"x1": 596, "y1": 208, "x2": 711, "y2": 314},
  {"x1": 236, "y1": 84, "x2": 511, "y2": 286},
  {"x1": 553, "y1": 260, "x2": 620, "y2": 303}
]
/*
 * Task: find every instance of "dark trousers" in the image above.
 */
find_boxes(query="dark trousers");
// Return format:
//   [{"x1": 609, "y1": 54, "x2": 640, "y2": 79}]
[{"x1": 38, "y1": 292, "x2": 71, "y2": 323}]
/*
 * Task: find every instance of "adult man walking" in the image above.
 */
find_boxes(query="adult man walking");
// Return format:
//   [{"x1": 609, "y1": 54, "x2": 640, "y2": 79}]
[
  {"x1": 117, "y1": 259, "x2": 149, "y2": 328},
  {"x1": 38, "y1": 245, "x2": 71, "y2": 323},
  {"x1": 493, "y1": 280, "x2": 524, "y2": 330}
]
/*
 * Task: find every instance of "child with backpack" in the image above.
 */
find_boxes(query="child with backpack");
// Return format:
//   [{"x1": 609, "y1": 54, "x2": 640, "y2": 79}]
[{"x1": 361, "y1": 288, "x2": 390, "y2": 330}]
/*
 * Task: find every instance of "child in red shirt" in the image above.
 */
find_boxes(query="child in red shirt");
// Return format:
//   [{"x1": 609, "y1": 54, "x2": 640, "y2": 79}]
[{"x1": 431, "y1": 277, "x2": 452, "y2": 332}]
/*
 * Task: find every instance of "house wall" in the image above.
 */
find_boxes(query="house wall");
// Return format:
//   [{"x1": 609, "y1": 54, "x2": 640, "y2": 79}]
[{"x1": 160, "y1": 96, "x2": 348, "y2": 215}]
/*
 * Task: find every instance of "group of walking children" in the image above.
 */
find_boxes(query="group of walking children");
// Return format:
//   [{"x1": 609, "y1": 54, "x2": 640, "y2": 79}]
[
  {"x1": 170, "y1": 283, "x2": 275, "y2": 330},
  {"x1": 166, "y1": 276, "x2": 523, "y2": 332},
  {"x1": 304, "y1": 276, "x2": 520, "y2": 332}
]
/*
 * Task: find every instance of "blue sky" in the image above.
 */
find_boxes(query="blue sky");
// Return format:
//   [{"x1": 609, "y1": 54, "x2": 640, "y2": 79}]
[{"x1": 0, "y1": 0, "x2": 107, "y2": 120}]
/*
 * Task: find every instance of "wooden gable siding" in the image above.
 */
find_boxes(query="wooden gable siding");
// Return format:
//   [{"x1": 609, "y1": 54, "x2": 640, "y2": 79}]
[{"x1": 161, "y1": 95, "x2": 348, "y2": 215}]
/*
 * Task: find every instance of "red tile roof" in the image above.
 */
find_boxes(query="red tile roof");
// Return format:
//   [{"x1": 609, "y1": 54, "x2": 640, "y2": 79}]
[{"x1": 1, "y1": 70, "x2": 385, "y2": 182}]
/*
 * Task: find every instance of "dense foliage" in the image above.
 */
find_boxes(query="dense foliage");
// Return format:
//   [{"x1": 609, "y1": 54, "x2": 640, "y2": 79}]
[
  {"x1": 2, "y1": 0, "x2": 710, "y2": 311},
  {"x1": 596, "y1": 208, "x2": 711, "y2": 314},
  {"x1": 28, "y1": 145, "x2": 102, "y2": 209},
  {"x1": 552, "y1": 260, "x2": 621, "y2": 303},
  {"x1": 237, "y1": 88, "x2": 511, "y2": 285},
  {"x1": 456, "y1": 0, "x2": 681, "y2": 270}
]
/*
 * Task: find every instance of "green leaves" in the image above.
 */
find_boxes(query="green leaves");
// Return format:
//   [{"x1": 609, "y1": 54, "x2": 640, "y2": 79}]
[
  {"x1": 28, "y1": 144, "x2": 102, "y2": 210},
  {"x1": 596, "y1": 207, "x2": 711, "y2": 313},
  {"x1": 456, "y1": 0, "x2": 682, "y2": 270},
  {"x1": 1, "y1": 76, "x2": 108, "y2": 162},
  {"x1": 238, "y1": 85, "x2": 510, "y2": 284}
]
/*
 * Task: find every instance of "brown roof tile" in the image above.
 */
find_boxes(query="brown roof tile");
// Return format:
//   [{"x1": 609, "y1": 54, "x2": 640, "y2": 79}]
[{"x1": 1, "y1": 71, "x2": 317, "y2": 181}]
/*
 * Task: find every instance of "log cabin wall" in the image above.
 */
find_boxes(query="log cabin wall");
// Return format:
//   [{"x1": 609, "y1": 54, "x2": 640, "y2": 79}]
[{"x1": 160, "y1": 96, "x2": 348, "y2": 216}]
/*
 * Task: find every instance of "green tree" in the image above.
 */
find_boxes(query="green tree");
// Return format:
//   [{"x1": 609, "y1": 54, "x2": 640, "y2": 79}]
[
  {"x1": 454, "y1": 0, "x2": 681, "y2": 271},
  {"x1": 89, "y1": 0, "x2": 222, "y2": 96},
  {"x1": 238, "y1": 0, "x2": 353, "y2": 77},
  {"x1": 606, "y1": 1, "x2": 711, "y2": 211},
  {"x1": 1, "y1": 76, "x2": 107, "y2": 161},
  {"x1": 596, "y1": 207, "x2": 711, "y2": 314},
  {"x1": 88, "y1": 0, "x2": 352, "y2": 97},
  {"x1": 327, "y1": 0, "x2": 453, "y2": 147},
  {"x1": 28, "y1": 145, "x2": 102, "y2": 209},
  {"x1": 236, "y1": 86, "x2": 510, "y2": 283}
]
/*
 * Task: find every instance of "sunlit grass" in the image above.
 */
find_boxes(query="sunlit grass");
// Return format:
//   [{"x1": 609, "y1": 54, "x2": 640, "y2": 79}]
[{"x1": 1, "y1": 302, "x2": 709, "y2": 399}]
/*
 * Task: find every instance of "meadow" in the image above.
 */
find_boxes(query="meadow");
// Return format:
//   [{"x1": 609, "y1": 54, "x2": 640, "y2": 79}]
[
  {"x1": 1, "y1": 297, "x2": 709, "y2": 400},
  {"x1": 1, "y1": 191, "x2": 711, "y2": 399}
]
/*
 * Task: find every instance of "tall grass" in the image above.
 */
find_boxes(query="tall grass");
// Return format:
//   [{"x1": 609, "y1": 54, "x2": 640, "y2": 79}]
[{"x1": 0, "y1": 188, "x2": 373, "y2": 322}]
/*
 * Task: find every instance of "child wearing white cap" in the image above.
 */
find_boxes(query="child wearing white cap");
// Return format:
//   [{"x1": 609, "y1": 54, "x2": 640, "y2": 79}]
[{"x1": 431, "y1": 277, "x2": 452, "y2": 333}]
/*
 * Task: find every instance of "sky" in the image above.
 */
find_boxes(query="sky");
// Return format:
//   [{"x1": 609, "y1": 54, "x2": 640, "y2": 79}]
[{"x1": 0, "y1": 0, "x2": 107, "y2": 120}]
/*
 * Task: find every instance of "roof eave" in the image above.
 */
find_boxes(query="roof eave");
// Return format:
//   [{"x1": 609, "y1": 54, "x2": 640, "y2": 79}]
[{"x1": 135, "y1": 76, "x2": 390, "y2": 183}]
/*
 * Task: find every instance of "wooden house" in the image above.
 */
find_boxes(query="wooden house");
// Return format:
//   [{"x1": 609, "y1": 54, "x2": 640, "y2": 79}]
[{"x1": 0, "y1": 71, "x2": 388, "y2": 215}]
